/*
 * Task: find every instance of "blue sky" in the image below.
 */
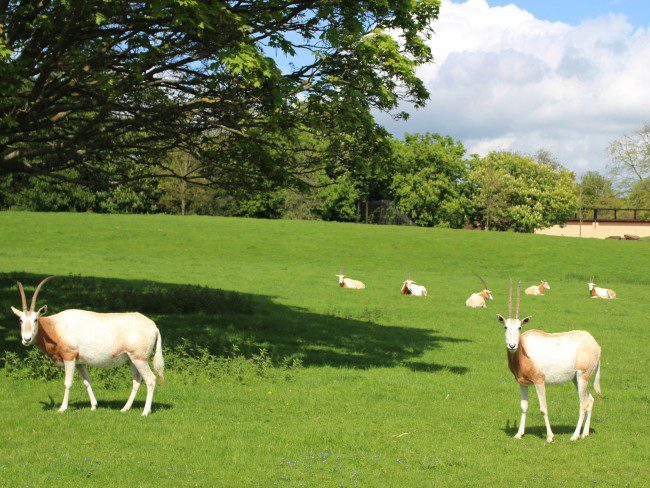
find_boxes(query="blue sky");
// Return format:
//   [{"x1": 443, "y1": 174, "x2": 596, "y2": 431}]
[
  {"x1": 487, "y1": 0, "x2": 650, "y2": 28},
  {"x1": 371, "y1": 0, "x2": 650, "y2": 173}
]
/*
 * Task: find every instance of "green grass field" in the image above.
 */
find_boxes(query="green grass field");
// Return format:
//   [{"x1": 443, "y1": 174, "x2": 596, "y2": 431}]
[{"x1": 0, "y1": 212, "x2": 648, "y2": 487}]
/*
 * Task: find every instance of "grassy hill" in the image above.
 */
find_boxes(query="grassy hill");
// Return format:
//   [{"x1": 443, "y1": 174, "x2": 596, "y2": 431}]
[{"x1": 0, "y1": 212, "x2": 648, "y2": 486}]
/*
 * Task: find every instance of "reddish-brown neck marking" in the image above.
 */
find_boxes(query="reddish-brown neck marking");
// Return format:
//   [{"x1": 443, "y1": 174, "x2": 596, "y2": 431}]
[
  {"x1": 507, "y1": 340, "x2": 544, "y2": 385},
  {"x1": 33, "y1": 317, "x2": 77, "y2": 364},
  {"x1": 538, "y1": 284, "x2": 545, "y2": 294},
  {"x1": 479, "y1": 290, "x2": 488, "y2": 299},
  {"x1": 590, "y1": 287, "x2": 598, "y2": 297},
  {"x1": 401, "y1": 283, "x2": 411, "y2": 295}
]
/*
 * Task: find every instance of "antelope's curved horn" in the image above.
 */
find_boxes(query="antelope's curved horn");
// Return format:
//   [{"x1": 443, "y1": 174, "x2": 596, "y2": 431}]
[
  {"x1": 30, "y1": 276, "x2": 55, "y2": 312},
  {"x1": 515, "y1": 280, "x2": 521, "y2": 319},
  {"x1": 508, "y1": 278, "x2": 513, "y2": 318},
  {"x1": 16, "y1": 282, "x2": 27, "y2": 311},
  {"x1": 472, "y1": 271, "x2": 489, "y2": 290}
]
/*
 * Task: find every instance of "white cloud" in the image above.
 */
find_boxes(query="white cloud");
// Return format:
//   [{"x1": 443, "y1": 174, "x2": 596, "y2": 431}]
[{"x1": 378, "y1": 0, "x2": 650, "y2": 173}]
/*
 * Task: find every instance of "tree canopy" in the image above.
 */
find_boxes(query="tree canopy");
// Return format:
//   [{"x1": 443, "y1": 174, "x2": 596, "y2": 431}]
[{"x1": 1, "y1": 0, "x2": 439, "y2": 189}]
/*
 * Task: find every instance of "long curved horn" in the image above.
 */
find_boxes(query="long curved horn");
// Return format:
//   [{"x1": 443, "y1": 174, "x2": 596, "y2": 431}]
[
  {"x1": 16, "y1": 282, "x2": 27, "y2": 311},
  {"x1": 30, "y1": 276, "x2": 55, "y2": 312},
  {"x1": 472, "y1": 271, "x2": 489, "y2": 290},
  {"x1": 515, "y1": 280, "x2": 521, "y2": 319},
  {"x1": 507, "y1": 278, "x2": 513, "y2": 318}
]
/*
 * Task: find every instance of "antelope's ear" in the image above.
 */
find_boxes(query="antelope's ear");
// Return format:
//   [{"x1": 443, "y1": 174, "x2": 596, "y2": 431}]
[
  {"x1": 37, "y1": 305, "x2": 47, "y2": 316},
  {"x1": 11, "y1": 306, "x2": 22, "y2": 317},
  {"x1": 521, "y1": 316, "x2": 532, "y2": 325},
  {"x1": 497, "y1": 314, "x2": 505, "y2": 323}
]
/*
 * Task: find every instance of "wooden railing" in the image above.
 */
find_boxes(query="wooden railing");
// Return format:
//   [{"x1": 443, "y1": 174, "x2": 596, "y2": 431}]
[{"x1": 573, "y1": 208, "x2": 650, "y2": 222}]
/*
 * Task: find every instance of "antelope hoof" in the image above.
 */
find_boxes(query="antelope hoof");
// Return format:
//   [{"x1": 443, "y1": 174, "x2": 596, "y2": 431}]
[
  {"x1": 120, "y1": 406, "x2": 130, "y2": 412},
  {"x1": 546, "y1": 435, "x2": 554, "y2": 443},
  {"x1": 141, "y1": 410, "x2": 150, "y2": 417},
  {"x1": 570, "y1": 434, "x2": 580, "y2": 441},
  {"x1": 90, "y1": 405, "x2": 97, "y2": 411},
  {"x1": 513, "y1": 432, "x2": 524, "y2": 439},
  {"x1": 57, "y1": 407, "x2": 67, "y2": 414},
  {"x1": 580, "y1": 432, "x2": 590, "y2": 439}
]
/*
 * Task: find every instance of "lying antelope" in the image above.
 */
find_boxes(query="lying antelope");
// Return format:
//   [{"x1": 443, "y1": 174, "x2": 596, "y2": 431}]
[
  {"x1": 525, "y1": 279, "x2": 550, "y2": 296},
  {"x1": 498, "y1": 279, "x2": 602, "y2": 442},
  {"x1": 401, "y1": 279, "x2": 427, "y2": 297},
  {"x1": 466, "y1": 272, "x2": 493, "y2": 308},
  {"x1": 588, "y1": 277, "x2": 616, "y2": 299},
  {"x1": 11, "y1": 277, "x2": 164, "y2": 416},
  {"x1": 336, "y1": 269, "x2": 365, "y2": 289}
]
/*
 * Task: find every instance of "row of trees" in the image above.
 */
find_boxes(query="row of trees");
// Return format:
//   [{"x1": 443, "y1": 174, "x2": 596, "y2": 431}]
[{"x1": 3, "y1": 125, "x2": 647, "y2": 232}]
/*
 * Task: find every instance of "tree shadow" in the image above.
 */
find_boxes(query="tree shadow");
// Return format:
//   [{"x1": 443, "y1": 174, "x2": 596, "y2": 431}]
[{"x1": 0, "y1": 272, "x2": 469, "y2": 372}]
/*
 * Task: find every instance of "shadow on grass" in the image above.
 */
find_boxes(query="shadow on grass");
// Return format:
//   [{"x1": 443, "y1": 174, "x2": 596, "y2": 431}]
[
  {"x1": 39, "y1": 395, "x2": 173, "y2": 412},
  {"x1": 0, "y1": 272, "x2": 469, "y2": 372},
  {"x1": 502, "y1": 420, "x2": 595, "y2": 438}
]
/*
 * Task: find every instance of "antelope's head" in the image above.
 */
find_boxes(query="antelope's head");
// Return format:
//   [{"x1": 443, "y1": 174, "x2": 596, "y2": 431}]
[
  {"x1": 497, "y1": 279, "x2": 531, "y2": 352},
  {"x1": 541, "y1": 280, "x2": 550, "y2": 290},
  {"x1": 587, "y1": 276, "x2": 596, "y2": 291},
  {"x1": 11, "y1": 276, "x2": 54, "y2": 346}
]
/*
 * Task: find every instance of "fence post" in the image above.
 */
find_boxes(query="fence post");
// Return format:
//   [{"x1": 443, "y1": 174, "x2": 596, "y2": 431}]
[
  {"x1": 614, "y1": 209, "x2": 617, "y2": 220},
  {"x1": 365, "y1": 201, "x2": 369, "y2": 223},
  {"x1": 594, "y1": 209, "x2": 598, "y2": 221},
  {"x1": 634, "y1": 209, "x2": 637, "y2": 220}
]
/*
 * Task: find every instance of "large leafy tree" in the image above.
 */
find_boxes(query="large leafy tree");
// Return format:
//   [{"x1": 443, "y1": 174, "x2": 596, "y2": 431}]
[
  {"x1": 390, "y1": 133, "x2": 470, "y2": 227},
  {"x1": 469, "y1": 151, "x2": 578, "y2": 233},
  {"x1": 1, "y1": 0, "x2": 439, "y2": 190}
]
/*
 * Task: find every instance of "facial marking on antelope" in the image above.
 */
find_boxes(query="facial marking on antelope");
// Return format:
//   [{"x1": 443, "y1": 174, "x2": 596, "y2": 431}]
[
  {"x1": 336, "y1": 274, "x2": 345, "y2": 287},
  {"x1": 496, "y1": 279, "x2": 531, "y2": 351}
]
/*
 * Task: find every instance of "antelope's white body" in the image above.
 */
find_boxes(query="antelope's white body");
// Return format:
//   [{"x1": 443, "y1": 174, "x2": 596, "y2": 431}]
[
  {"x1": 525, "y1": 281, "x2": 550, "y2": 296},
  {"x1": 402, "y1": 280, "x2": 427, "y2": 296},
  {"x1": 589, "y1": 283, "x2": 616, "y2": 299},
  {"x1": 49, "y1": 310, "x2": 161, "y2": 368},
  {"x1": 337, "y1": 275, "x2": 365, "y2": 289},
  {"x1": 466, "y1": 290, "x2": 490, "y2": 308}
]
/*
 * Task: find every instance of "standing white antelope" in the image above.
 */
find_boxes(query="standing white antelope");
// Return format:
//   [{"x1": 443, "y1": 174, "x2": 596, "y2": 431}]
[
  {"x1": 401, "y1": 279, "x2": 427, "y2": 296},
  {"x1": 588, "y1": 277, "x2": 617, "y2": 299},
  {"x1": 498, "y1": 279, "x2": 602, "y2": 442},
  {"x1": 466, "y1": 273, "x2": 493, "y2": 308},
  {"x1": 335, "y1": 269, "x2": 365, "y2": 289},
  {"x1": 11, "y1": 277, "x2": 164, "y2": 416},
  {"x1": 524, "y1": 279, "x2": 550, "y2": 296}
]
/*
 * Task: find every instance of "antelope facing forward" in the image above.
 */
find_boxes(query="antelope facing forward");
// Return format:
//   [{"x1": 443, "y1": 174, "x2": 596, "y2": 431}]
[
  {"x1": 588, "y1": 277, "x2": 617, "y2": 299},
  {"x1": 466, "y1": 272, "x2": 493, "y2": 308},
  {"x1": 498, "y1": 280, "x2": 602, "y2": 442},
  {"x1": 336, "y1": 269, "x2": 365, "y2": 289},
  {"x1": 11, "y1": 277, "x2": 164, "y2": 416},
  {"x1": 525, "y1": 280, "x2": 550, "y2": 296}
]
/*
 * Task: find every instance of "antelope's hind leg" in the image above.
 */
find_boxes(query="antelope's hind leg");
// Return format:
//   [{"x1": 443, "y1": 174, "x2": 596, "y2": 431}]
[
  {"x1": 121, "y1": 361, "x2": 142, "y2": 412},
  {"x1": 131, "y1": 359, "x2": 156, "y2": 416},
  {"x1": 76, "y1": 365, "x2": 98, "y2": 410},
  {"x1": 514, "y1": 384, "x2": 528, "y2": 439},
  {"x1": 571, "y1": 374, "x2": 589, "y2": 441}
]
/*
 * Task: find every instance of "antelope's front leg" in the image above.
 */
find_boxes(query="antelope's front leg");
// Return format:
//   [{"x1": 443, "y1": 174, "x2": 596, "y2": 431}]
[
  {"x1": 58, "y1": 360, "x2": 75, "y2": 413},
  {"x1": 514, "y1": 384, "x2": 528, "y2": 439},
  {"x1": 534, "y1": 382, "x2": 554, "y2": 442}
]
